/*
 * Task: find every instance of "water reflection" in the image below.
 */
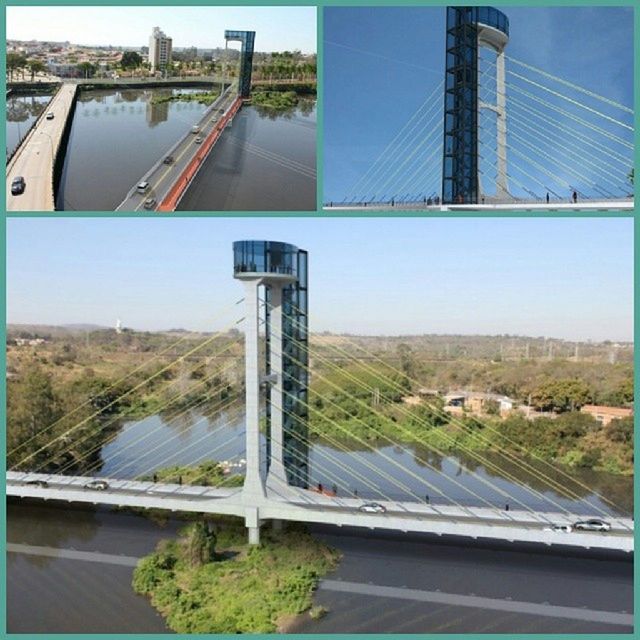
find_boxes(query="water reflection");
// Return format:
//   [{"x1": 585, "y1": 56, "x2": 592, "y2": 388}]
[
  {"x1": 93, "y1": 409, "x2": 632, "y2": 517},
  {"x1": 6, "y1": 94, "x2": 53, "y2": 157},
  {"x1": 57, "y1": 87, "x2": 210, "y2": 211}
]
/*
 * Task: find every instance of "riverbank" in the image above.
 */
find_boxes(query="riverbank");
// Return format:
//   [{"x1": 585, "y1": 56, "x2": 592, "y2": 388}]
[{"x1": 132, "y1": 521, "x2": 340, "y2": 633}]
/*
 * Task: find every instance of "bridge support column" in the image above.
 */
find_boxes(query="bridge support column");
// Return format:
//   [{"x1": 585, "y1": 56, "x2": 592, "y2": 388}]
[
  {"x1": 241, "y1": 279, "x2": 267, "y2": 501},
  {"x1": 245, "y1": 506, "x2": 261, "y2": 545},
  {"x1": 248, "y1": 526, "x2": 260, "y2": 545},
  {"x1": 495, "y1": 49, "x2": 509, "y2": 199}
]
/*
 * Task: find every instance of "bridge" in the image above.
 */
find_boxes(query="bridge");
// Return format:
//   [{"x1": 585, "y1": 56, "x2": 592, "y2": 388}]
[
  {"x1": 6, "y1": 82, "x2": 77, "y2": 211},
  {"x1": 325, "y1": 6, "x2": 634, "y2": 211},
  {"x1": 6, "y1": 29, "x2": 256, "y2": 213},
  {"x1": 7, "y1": 240, "x2": 634, "y2": 551}
]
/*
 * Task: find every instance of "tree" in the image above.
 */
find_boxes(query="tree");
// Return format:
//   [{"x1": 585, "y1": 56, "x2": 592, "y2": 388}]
[
  {"x1": 76, "y1": 62, "x2": 96, "y2": 79},
  {"x1": 530, "y1": 378, "x2": 592, "y2": 412},
  {"x1": 183, "y1": 521, "x2": 217, "y2": 567},
  {"x1": 120, "y1": 51, "x2": 143, "y2": 70},
  {"x1": 27, "y1": 59, "x2": 47, "y2": 81},
  {"x1": 6, "y1": 53, "x2": 28, "y2": 81}
]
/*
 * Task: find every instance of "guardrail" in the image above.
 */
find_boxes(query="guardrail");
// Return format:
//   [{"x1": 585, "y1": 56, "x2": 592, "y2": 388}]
[{"x1": 157, "y1": 95, "x2": 243, "y2": 211}]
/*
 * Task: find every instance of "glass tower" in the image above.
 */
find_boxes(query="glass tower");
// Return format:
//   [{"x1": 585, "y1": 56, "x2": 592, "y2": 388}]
[
  {"x1": 233, "y1": 241, "x2": 309, "y2": 488},
  {"x1": 442, "y1": 7, "x2": 509, "y2": 204},
  {"x1": 225, "y1": 30, "x2": 256, "y2": 98}
]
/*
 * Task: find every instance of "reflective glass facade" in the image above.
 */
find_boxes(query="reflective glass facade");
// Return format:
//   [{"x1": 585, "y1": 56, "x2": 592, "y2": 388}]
[
  {"x1": 475, "y1": 7, "x2": 509, "y2": 36},
  {"x1": 442, "y1": 7, "x2": 479, "y2": 204},
  {"x1": 233, "y1": 240, "x2": 309, "y2": 488},
  {"x1": 441, "y1": 7, "x2": 508, "y2": 204},
  {"x1": 225, "y1": 30, "x2": 255, "y2": 98}
]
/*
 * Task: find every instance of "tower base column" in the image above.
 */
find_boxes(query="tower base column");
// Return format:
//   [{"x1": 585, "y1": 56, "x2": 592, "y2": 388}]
[{"x1": 248, "y1": 526, "x2": 260, "y2": 545}]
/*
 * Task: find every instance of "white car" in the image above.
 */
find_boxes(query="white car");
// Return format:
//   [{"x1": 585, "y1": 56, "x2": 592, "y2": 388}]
[
  {"x1": 573, "y1": 519, "x2": 611, "y2": 532},
  {"x1": 85, "y1": 480, "x2": 109, "y2": 491},
  {"x1": 359, "y1": 502, "x2": 386, "y2": 514}
]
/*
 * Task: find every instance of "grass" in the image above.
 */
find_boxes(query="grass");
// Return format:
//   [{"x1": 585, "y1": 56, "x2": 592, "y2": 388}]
[
  {"x1": 151, "y1": 91, "x2": 220, "y2": 105},
  {"x1": 132, "y1": 522, "x2": 340, "y2": 633}
]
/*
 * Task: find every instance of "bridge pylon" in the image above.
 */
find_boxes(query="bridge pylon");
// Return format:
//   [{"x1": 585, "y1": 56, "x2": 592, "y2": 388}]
[{"x1": 233, "y1": 240, "x2": 309, "y2": 543}]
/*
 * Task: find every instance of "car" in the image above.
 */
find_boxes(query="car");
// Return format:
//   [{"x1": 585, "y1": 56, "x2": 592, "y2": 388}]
[
  {"x1": 194, "y1": 136, "x2": 203, "y2": 144},
  {"x1": 136, "y1": 181, "x2": 150, "y2": 194},
  {"x1": 85, "y1": 480, "x2": 109, "y2": 491},
  {"x1": 143, "y1": 197, "x2": 157, "y2": 210},
  {"x1": 163, "y1": 155, "x2": 174, "y2": 165},
  {"x1": 191, "y1": 125, "x2": 200, "y2": 134},
  {"x1": 24, "y1": 479, "x2": 49, "y2": 488},
  {"x1": 573, "y1": 519, "x2": 611, "y2": 532},
  {"x1": 359, "y1": 502, "x2": 386, "y2": 514},
  {"x1": 545, "y1": 524, "x2": 572, "y2": 533},
  {"x1": 46, "y1": 112, "x2": 54, "y2": 120},
  {"x1": 11, "y1": 176, "x2": 26, "y2": 195}
]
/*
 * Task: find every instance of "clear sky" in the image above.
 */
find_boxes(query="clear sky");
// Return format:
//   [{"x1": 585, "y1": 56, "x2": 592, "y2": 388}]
[
  {"x1": 6, "y1": 6, "x2": 317, "y2": 53},
  {"x1": 6, "y1": 217, "x2": 633, "y2": 342},
  {"x1": 323, "y1": 6, "x2": 634, "y2": 202}
]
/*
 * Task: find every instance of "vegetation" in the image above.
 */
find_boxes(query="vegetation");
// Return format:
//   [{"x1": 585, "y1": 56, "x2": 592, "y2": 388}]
[
  {"x1": 120, "y1": 51, "x2": 143, "y2": 70},
  {"x1": 6, "y1": 327, "x2": 242, "y2": 474},
  {"x1": 141, "y1": 461, "x2": 244, "y2": 488},
  {"x1": 251, "y1": 90, "x2": 299, "y2": 111},
  {"x1": 132, "y1": 522, "x2": 340, "y2": 633},
  {"x1": 151, "y1": 90, "x2": 220, "y2": 106},
  {"x1": 306, "y1": 359, "x2": 634, "y2": 475}
]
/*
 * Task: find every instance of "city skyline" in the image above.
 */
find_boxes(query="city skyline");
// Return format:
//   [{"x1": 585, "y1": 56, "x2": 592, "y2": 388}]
[
  {"x1": 6, "y1": 6, "x2": 317, "y2": 53},
  {"x1": 6, "y1": 217, "x2": 633, "y2": 342}
]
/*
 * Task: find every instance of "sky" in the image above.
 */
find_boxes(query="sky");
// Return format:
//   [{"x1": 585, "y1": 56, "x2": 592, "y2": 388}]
[
  {"x1": 6, "y1": 217, "x2": 633, "y2": 342},
  {"x1": 323, "y1": 6, "x2": 634, "y2": 202},
  {"x1": 6, "y1": 6, "x2": 316, "y2": 53}
]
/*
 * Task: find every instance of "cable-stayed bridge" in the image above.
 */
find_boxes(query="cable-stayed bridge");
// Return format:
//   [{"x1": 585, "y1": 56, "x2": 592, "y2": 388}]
[
  {"x1": 6, "y1": 241, "x2": 634, "y2": 551},
  {"x1": 324, "y1": 7, "x2": 634, "y2": 211}
]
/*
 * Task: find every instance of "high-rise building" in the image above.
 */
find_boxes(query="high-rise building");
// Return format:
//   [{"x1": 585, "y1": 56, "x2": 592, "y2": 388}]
[{"x1": 149, "y1": 26, "x2": 172, "y2": 73}]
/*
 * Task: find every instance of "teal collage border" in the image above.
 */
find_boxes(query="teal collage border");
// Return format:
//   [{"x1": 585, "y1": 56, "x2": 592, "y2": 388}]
[{"x1": 1, "y1": 1, "x2": 637, "y2": 638}]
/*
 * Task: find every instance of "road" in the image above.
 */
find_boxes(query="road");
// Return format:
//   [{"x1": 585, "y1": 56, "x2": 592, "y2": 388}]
[
  {"x1": 115, "y1": 86, "x2": 239, "y2": 212},
  {"x1": 6, "y1": 83, "x2": 77, "y2": 211}
]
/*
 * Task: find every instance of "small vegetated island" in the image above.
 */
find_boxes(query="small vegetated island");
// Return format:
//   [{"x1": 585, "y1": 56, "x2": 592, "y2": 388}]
[
  {"x1": 132, "y1": 462, "x2": 339, "y2": 634},
  {"x1": 151, "y1": 90, "x2": 221, "y2": 106}
]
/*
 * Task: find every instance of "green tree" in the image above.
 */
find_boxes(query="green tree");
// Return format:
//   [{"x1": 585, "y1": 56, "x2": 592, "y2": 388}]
[
  {"x1": 120, "y1": 51, "x2": 143, "y2": 70},
  {"x1": 27, "y1": 59, "x2": 47, "y2": 81},
  {"x1": 6, "y1": 53, "x2": 28, "y2": 81},
  {"x1": 76, "y1": 62, "x2": 96, "y2": 78},
  {"x1": 530, "y1": 378, "x2": 592, "y2": 412}
]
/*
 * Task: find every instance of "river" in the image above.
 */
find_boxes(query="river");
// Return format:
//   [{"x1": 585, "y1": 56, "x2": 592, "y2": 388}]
[
  {"x1": 55, "y1": 87, "x2": 316, "y2": 211},
  {"x1": 6, "y1": 92, "x2": 54, "y2": 160},
  {"x1": 6, "y1": 408, "x2": 633, "y2": 632},
  {"x1": 177, "y1": 102, "x2": 317, "y2": 211}
]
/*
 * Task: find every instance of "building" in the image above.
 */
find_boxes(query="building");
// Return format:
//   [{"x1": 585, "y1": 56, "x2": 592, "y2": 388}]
[
  {"x1": 580, "y1": 405, "x2": 633, "y2": 426},
  {"x1": 149, "y1": 27, "x2": 172, "y2": 73},
  {"x1": 444, "y1": 391, "x2": 515, "y2": 417}
]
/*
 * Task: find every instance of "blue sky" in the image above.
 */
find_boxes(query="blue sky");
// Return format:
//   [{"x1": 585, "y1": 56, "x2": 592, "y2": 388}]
[
  {"x1": 323, "y1": 6, "x2": 634, "y2": 202},
  {"x1": 6, "y1": 6, "x2": 316, "y2": 53},
  {"x1": 6, "y1": 217, "x2": 633, "y2": 342}
]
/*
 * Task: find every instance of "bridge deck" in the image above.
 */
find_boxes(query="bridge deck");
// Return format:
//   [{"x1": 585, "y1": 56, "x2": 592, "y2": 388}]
[
  {"x1": 6, "y1": 83, "x2": 77, "y2": 212},
  {"x1": 7, "y1": 472, "x2": 633, "y2": 553},
  {"x1": 115, "y1": 86, "x2": 240, "y2": 212},
  {"x1": 325, "y1": 200, "x2": 634, "y2": 212}
]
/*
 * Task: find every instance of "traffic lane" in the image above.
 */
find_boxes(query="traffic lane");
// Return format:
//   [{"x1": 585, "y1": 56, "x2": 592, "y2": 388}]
[
  {"x1": 120, "y1": 90, "x2": 238, "y2": 211},
  {"x1": 293, "y1": 501, "x2": 632, "y2": 535},
  {"x1": 307, "y1": 526, "x2": 633, "y2": 613},
  {"x1": 291, "y1": 589, "x2": 632, "y2": 633},
  {"x1": 7, "y1": 84, "x2": 76, "y2": 211}
]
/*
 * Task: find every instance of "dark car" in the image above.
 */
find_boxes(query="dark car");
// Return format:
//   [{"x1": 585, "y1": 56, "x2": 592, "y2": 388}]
[
  {"x1": 24, "y1": 479, "x2": 49, "y2": 488},
  {"x1": 573, "y1": 519, "x2": 611, "y2": 532},
  {"x1": 163, "y1": 155, "x2": 174, "y2": 165},
  {"x1": 85, "y1": 480, "x2": 109, "y2": 491},
  {"x1": 11, "y1": 176, "x2": 26, "y2": 195}
]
